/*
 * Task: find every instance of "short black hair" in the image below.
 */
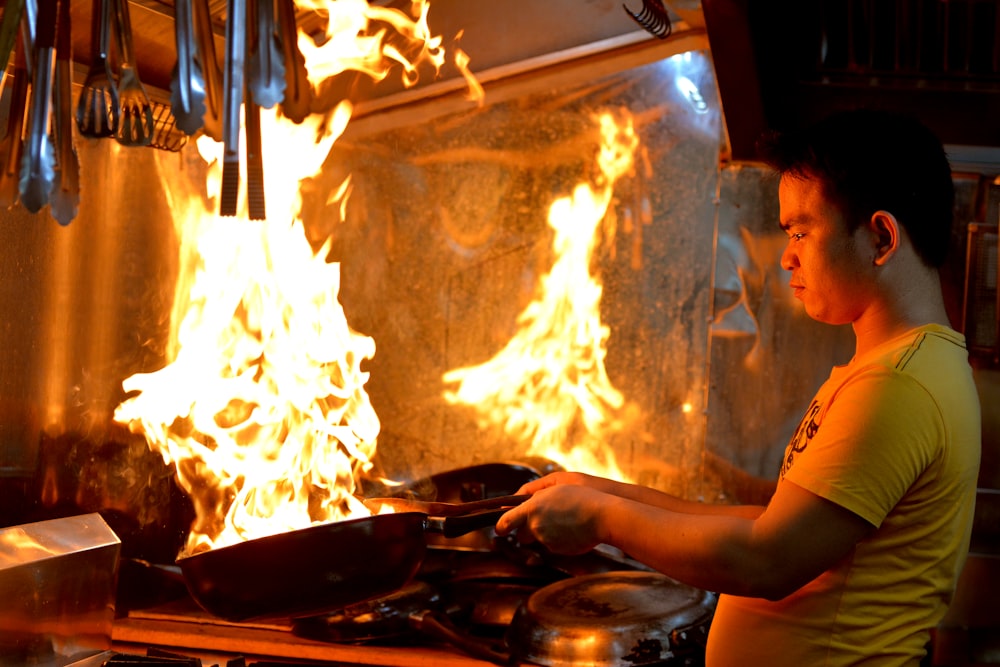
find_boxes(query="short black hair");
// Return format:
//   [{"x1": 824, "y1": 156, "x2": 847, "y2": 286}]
[{"x1": 756, "y1": 109, "x2": 954, "y2": 268}]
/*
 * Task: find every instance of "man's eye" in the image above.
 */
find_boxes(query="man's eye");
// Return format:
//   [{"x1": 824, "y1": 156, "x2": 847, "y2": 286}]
[{"x1": 791, "y1": 233, "x2": 805, "y2": 241}]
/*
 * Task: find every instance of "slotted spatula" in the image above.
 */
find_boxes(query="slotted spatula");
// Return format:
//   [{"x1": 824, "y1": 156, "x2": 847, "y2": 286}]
[{"x1": 75, "y1": 0, "x2": 118, "y2": 138}]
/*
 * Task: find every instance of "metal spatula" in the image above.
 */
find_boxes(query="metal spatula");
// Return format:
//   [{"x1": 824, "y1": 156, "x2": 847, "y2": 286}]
[
  {"x1": 112, "y1": 0, "x2": 154, "y2": 146},
  {"x1": 75, "y1": 0, "x2": 118, "y2": 138}
]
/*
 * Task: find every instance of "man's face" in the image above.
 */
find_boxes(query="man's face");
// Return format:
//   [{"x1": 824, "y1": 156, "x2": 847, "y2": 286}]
[{"x1": 778, "y1": 174, "x2": 875, "y2": 326}]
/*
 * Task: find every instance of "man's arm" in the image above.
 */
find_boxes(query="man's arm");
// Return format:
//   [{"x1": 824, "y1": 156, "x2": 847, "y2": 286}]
[
  {"x1": 517, "y1": 471, "x2": 769, "y2": 519},
  {"x1": 609, "y1": 480, "x2": 874, "y2": 598},
  {"x1": 497, "y1": 478, "x2": 874, "y2": 600}
]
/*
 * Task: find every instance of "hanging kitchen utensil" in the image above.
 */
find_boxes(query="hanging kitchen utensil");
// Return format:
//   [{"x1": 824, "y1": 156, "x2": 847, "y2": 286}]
[
  {"x1": 19, "y1": 0, "x2": 36, "y2": 76},
  {"x1": 220, "y1": 0, "x2": 246, "y2": 216},
  {"x1": 245, "y1": 92, "x2": 265, "y2": 220},
  {"x1": 18, "y1": 0, "x2": 57, "y2": 213},
  {"x1": 0, "y1": 40, "x2": 29, "y2": 209},
  {"x1": 176, "y1": 499, "x2": 520, "y2": 621},
  {"x1": 0, "y1": 0, "x2": 26, "y2": 85},
  {"x1": 192, "y1": 0, "x2": 223, "y2": 141},
  {"x1": 169, "y1": 0, "x2": 207, "y2": 136},
  {"x1": 75, "y1": 0, "x2": 118, "y2": 138},
  {"x1": 275, "y1": 0, "x2": 309, "y2": 123},
  {"x1": 624, "y1": 0, "x2": 672, "y2": 39},
  {"x1": 113, "y1": 0, "x2": 154, "y2": 146},
  {"x1": 49, "y1": 0, "x2": 79, "y2": 225},
  {"x1": 149, "y1": 99, "x2": 189, "y2": 152},
  {"x1": 247, "y1": 0, "x2": 285, "y2": 109},
  {"x1": 506, "y1": 571, "x2": 716, "y2": 667}
]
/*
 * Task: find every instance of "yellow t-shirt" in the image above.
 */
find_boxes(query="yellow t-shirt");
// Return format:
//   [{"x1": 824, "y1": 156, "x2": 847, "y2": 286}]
[{"x1": 706, "y1": 324, "x2": 981, "y2": 666}]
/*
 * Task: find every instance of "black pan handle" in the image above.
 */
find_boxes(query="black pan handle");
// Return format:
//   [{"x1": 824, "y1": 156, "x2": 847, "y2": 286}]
[
  {"x1": 410, "y1": 609, "x2": 513, "y2": 665},
  {"x1": 426, "y1": 508, "x2": 513, "y2": 538}
]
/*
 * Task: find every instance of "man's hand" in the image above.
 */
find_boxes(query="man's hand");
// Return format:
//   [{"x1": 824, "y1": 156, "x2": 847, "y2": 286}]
[{"x1": 495, "y1": 484, "x2": 615, "y2": 555}]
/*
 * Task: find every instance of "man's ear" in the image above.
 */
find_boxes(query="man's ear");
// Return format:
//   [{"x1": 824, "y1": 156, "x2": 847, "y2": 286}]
[{"x1": 869, "y1": 210, "x2": 900, "y2": 266}]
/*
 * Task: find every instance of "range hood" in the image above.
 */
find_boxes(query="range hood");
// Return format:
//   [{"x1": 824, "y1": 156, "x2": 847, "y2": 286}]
[
  {"x1": 23, "y1": 0, "x2": 1000, "y2": 164},
  {"x1": 56, "y1": 0, "x2": 702, "y2": 111}
]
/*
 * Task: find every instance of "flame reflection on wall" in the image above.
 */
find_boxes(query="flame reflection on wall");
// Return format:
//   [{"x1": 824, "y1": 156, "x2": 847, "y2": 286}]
[{"x1": 443, "y1": 111, "x2": 641, "y2": 480}]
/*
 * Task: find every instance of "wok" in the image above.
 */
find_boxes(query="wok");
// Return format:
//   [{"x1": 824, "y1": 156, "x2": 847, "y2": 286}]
[{"x1": 177, "y1": 495, "x2": 527, "y2": 621}]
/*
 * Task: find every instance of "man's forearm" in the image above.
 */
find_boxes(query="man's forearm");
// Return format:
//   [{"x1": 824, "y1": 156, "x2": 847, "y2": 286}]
[{"x1": 603, "y1": 479, "x2": 766, "y2": 519}]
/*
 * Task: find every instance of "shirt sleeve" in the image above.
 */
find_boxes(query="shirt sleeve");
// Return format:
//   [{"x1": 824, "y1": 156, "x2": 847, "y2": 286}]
[{"x1": 781, "y1": 366, "x2": 945, "y2": 527}]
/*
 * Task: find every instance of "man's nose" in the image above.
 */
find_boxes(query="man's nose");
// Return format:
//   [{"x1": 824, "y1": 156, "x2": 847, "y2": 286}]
[{"x1": 780, "y1": 243, "x2": 797, "y2": 271}]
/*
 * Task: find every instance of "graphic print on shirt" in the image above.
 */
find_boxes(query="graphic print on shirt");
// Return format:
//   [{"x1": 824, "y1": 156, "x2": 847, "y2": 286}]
[{"x1": 780, "y1": 399, "x2": 822, "y2": 478}]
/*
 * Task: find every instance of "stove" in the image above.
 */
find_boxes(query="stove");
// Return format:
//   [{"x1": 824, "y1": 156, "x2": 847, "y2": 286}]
[
  {"x1": 112, "y1": 546, "x2": 555, "y2": 667},
  {"x1": 109, "y1": 541, "x2": 712, "y2": 667}
]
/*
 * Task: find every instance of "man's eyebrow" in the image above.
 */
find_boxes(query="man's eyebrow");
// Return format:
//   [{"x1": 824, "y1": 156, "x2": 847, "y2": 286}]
[{"x1": 779, "y1": 215, "x2": 808, "y2": 231}]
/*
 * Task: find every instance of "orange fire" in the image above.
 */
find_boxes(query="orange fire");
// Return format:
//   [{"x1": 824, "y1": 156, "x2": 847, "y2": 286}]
[
  {"x1": 113, "y1": 0, "x2": 478, "y2": 555},
  {"x1": 442, "y1": 111, "x2": 640, "y2": 481}
]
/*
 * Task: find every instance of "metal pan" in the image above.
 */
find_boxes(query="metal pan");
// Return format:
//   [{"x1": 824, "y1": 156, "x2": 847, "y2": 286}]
[
  {"x1": 176, "y1": 496, "x2": 527, "y2": 621},
  {"x1": 505, "y1": 571, "x2": 717, "y2": 667}
]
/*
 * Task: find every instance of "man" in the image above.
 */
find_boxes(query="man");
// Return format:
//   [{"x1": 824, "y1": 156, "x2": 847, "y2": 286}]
[{"x1": 495, "y1": 109, "x2": 982, "y2": 666}]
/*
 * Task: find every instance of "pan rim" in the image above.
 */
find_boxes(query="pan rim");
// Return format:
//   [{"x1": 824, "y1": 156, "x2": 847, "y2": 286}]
[{"x1": 175, "y1": 510, "x2": 428, "y2": 563}]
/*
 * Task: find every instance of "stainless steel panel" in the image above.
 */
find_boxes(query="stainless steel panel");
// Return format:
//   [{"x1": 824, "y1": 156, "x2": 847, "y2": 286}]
[{"x1": 0, "y1": 513, "x2": 121, "y2": 666}]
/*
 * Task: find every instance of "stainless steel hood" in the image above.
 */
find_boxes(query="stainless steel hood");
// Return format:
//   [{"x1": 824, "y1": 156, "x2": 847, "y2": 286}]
[{"x1": 58, "y1": 0, "x2": 703, "y2": 108}]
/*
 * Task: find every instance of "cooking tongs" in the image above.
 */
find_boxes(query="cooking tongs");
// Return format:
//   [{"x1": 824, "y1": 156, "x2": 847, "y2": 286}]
[
  {"x1": 18, "y1": 0, "x2": 57, "y2": 212},
  {"x1": 170, "y1": 0, "x2": 206, "y2": 135},
  {"x1": 247, "y1": 0, "x2": 284, "y2": 109},
  {"x1": 50, "y1": 0, "x2": 80, "y2": 224},
  {"x1": 220, "y1": 0, "x2": 246, "y2": 216},
  {"x1": 192, "y1": 0, "x2": 223, "y2": 140}
]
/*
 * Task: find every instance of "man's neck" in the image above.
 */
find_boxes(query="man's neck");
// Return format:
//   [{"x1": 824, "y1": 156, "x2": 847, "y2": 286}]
[{"x1": 852, "y1": 269, "x2": 951, "y2": 359}]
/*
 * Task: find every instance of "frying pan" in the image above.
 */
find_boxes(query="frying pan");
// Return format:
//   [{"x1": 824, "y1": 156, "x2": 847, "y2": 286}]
[{"x1": 176, "y1": 495, "x2": 527, "y2": 621}]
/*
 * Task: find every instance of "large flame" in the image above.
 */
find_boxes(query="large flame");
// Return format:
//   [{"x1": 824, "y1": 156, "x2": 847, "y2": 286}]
[
  {"x1": 114, "y1": 0, "x2": 478, "y2": 555},
  {"x1": 443, "y1": 112, "x2": 640, "y2": 480}
]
